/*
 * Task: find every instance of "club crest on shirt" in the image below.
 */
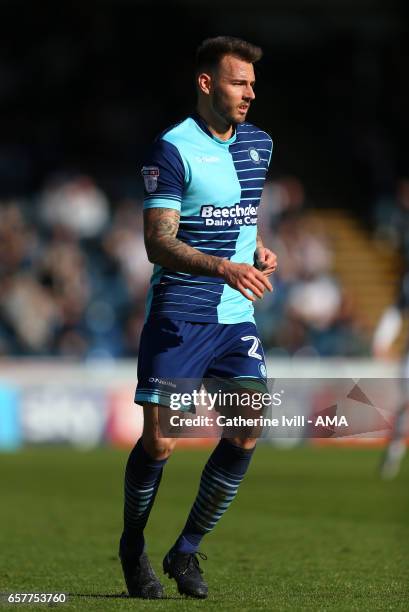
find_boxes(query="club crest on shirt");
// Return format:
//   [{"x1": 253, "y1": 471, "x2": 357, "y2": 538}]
[
  {"x1": 258, "y1": 362, "x2": 267, "y2": 378},
  {"x1": 248, "y1": 147, "x2": 261, "y2": 164},
  {"x1": 142, "y1": 166, "x2": 160, "y2": 193}
]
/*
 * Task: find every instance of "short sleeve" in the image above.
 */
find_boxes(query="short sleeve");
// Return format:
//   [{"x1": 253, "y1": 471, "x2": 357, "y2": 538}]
[{"x1": 141, "y1": 138, "x2": 185, "y2": 211}]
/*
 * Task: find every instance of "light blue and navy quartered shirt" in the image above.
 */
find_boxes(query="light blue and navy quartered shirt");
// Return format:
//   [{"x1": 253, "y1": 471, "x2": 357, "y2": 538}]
[{"x1": 142, "y1": 114, "x2": 273, "y2": 324}]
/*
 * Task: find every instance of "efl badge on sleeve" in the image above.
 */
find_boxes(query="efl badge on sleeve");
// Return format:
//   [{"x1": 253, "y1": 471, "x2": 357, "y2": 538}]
[{"x1": 142, "y1": 166, "x2": 160, "y2": 193}]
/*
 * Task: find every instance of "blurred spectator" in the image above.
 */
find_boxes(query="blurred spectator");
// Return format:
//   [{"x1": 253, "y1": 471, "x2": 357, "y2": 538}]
[
  {"x1": 40, "y1": 175, "x2": 110, "y2": 239},
  {"x1": 0, "y1": 201, "x2": 39, "y2": 274},
  {"x1": 1, "y1": 274, "x2": 59, "y2": 354},
  {"x1": 287, "y1": 275, "x2": 342, "y2": 331},
  {"x1": 259, "y1": 176, "x2": 305, "y2": 245},
  {"x1": 102, "y1": 199, "x2": 151, "y2": 299}
]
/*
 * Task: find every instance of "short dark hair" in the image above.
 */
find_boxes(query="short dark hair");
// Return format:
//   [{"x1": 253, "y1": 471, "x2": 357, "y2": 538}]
[{"x1": 195, "y1": 36, "x2": 263, "y2": 74}]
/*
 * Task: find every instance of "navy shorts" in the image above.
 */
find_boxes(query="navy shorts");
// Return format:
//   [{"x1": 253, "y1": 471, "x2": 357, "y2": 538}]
[{"x1": 135, "y1": 318, "x2": 267, "y2": 409}]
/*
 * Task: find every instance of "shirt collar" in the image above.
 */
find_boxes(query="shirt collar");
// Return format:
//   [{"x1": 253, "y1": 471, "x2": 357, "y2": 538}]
[{"x1": 190, "y1": 112, "x2": 237, "y2": 146}]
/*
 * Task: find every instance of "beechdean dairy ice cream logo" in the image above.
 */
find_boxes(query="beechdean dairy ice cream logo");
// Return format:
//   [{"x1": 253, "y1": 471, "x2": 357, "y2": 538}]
[
  {"x1": 142, "y1": 166, "x2": 160, "y2": 193},
  {"x1": 200, "y1": 203, "x2": 258, "y2": 227}
]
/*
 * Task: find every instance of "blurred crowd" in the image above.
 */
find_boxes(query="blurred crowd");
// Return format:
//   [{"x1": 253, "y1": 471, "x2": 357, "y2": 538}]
[
  {"x1": 0, "y1": 174, "x2": 371, "y2": 359},
  {"x1": 0, "y1": 176, "x2": 149, "y2": 359},
  {"x1": 257, "y1": 177, "x2": 367, "y2": 358}
]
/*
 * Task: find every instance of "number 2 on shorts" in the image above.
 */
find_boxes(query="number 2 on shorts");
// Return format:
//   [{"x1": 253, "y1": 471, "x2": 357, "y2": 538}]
[{"x1": 241, "y1": 335, "x2": 262, "y2": 360}]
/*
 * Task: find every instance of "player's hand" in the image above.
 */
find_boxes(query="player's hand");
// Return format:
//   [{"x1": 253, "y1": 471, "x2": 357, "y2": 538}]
[
  {"x1": 219, "y1": 261, "x2": 272, "y2": 301},
  {"x1": 254, "y1": 247, "x2": 278, "y2": 276}
]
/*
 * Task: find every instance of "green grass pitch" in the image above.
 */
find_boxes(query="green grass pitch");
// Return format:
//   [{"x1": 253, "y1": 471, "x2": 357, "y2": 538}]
[{"x1": 0, "y1": 445, "x2": 408, "y2": 611}]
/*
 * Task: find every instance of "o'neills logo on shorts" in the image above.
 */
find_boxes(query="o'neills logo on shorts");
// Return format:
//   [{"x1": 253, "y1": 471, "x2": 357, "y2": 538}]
[
  {"x1": 200, "y1": 203, "x2": 258, "y2": 227},
  {"x1": 148, "y1": 377, "x2": 177, "y2": 388}
]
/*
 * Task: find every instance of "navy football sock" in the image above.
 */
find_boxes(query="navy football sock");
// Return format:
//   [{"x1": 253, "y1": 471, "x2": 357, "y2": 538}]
[
  {"x1": 172, "y1": 438, "x2": 255, "y2": 554},
  {"x1": 121, "y1": 438, "x2": 167, "y2": 558}
]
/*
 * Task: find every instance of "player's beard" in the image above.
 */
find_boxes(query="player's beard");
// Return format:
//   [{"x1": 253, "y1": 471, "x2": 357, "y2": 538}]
[{"x1": 212, "y1": 88, "x2": 247, "y2": 127}]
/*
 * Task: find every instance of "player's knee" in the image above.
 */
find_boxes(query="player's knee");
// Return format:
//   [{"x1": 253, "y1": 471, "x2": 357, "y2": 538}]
[
  {"x1": 141, "y1": 434, "x2": 176, "y2": 460},
  {"x1": 227, "y1": 436, "x2": 257, "y2": 450}
]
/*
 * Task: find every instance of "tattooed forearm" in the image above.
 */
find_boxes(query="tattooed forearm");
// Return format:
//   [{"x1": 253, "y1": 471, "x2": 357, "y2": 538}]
[{"x1": 144, "y1": 208, "x2": 225, "y2": 277}]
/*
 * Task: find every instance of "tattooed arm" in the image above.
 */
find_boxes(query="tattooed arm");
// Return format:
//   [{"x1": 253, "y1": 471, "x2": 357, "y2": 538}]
[
  {"x1": 144, "y1": 207, "x2": 272, "y2": 301},
  {"x1": 144, "y1": 208, "x2": 223, "y2": 276}
]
